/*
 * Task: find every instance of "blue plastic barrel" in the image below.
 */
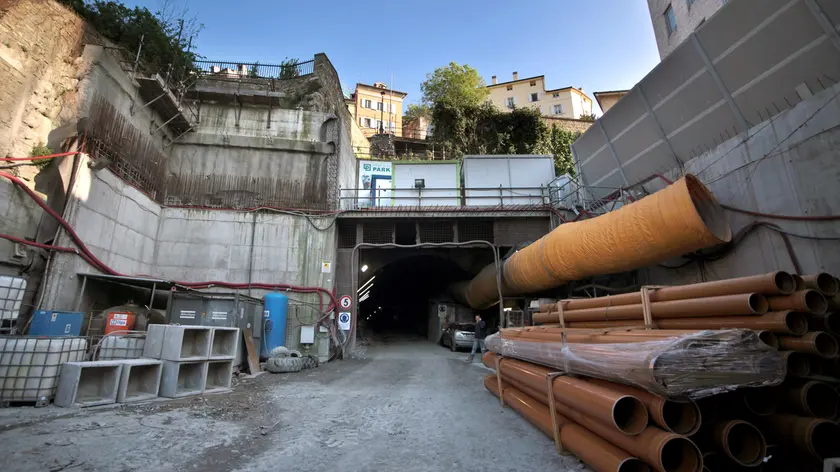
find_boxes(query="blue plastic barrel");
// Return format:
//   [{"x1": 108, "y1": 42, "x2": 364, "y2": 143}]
[{"x1": 261, "y1": 292, "x2": 289, "y2": 358}]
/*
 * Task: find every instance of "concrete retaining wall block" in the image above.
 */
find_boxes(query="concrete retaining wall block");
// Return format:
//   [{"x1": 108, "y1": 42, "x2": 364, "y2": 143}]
[
  {"x1": 205, "y1": 360, "x2": 234, "y2": 393},
  {"x1": 161, "y1": 326, "x2": 211, "y2": 361},
  {"x1": 116, "y1": 359, "x2": 162, "y2": 403},
  {"x1": 209, "y1": 327, "x2": 239, "y2": 360},
  {"x1": 142, "y1": 325, "x2": 167, "y2": 359},
  {"x1": 159, "y1": 360, "x2": 206, "y2": 398},
  {"x1": 55, "y1": 361, "x2": 123, "y2": 407}
]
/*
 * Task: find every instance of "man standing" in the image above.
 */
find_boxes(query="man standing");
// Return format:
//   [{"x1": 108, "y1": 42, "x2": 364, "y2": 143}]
[{"x1": 466, "y1": 314, "x2": 487, "y2": 362}]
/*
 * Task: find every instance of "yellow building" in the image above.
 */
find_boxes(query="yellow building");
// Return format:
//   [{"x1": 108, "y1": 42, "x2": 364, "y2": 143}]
[
  {"x1": 350, "y1": 82, "x2": 407, "y2": 137},
  {"x1": 487, "y1": 72, "x2": 593, "y2": 119},
  {"x1": 593, "y1": 90, "x2": 629, "y2": 114}
]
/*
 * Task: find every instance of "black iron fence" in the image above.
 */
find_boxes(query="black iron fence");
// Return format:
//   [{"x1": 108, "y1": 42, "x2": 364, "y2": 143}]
[{"x1": 192, "y1": 59, "x2": 314, "y2": 80}]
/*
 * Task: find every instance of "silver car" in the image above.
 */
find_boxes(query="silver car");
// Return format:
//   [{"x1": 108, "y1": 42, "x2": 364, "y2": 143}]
[{"x1": 440, "y1": 323, "x2": 475, "y2": 351}]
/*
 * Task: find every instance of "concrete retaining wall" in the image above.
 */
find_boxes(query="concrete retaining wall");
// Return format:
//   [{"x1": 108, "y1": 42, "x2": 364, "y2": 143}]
[{"x1": 644, "y1": 82, "x2": 840, "y2": 283}]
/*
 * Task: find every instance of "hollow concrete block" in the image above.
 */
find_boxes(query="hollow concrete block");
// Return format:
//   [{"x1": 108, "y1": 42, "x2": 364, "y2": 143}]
[
  {"x1": 161, "y1": 326, "x2": 211, "y2": 361},
  {"x1": 209, "y1": 327, "x2": 239, "y2": 360},
  {"x1": 159, "y1": 360, "x2": 206, "y2": 398},
  {"x1": 55, "y1": 361, "x2": 123, "y2": 407},
  {"x1": 142, "y1": 324, "x2": 167, "y2": 359},
  {"x1": 205, "y1": 359, "x2": 234, "y2": 393},
  {"x1": 117, "y1": 359, "x2": 162, "y2": 403}
]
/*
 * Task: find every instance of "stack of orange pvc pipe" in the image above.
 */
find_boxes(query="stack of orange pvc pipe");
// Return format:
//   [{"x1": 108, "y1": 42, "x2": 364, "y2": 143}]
[{"x1": 487, "y1": 271, "x2": 840, "y2": 471}]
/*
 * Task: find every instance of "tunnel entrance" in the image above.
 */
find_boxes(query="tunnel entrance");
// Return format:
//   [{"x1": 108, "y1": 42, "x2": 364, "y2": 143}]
[{"x1": 355, "y1": 248, "x2": 502, "y2": 345}]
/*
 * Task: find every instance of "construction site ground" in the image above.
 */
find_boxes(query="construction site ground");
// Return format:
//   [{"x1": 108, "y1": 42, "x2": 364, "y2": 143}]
[{"x1": 0, "y1": 335, "x2": 582, "y2": 472}]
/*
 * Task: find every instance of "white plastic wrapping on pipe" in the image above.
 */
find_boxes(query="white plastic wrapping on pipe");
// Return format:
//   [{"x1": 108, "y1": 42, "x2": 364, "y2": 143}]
[{"x1": 485, "y1": 329, "x2": 784, "y2": 398}]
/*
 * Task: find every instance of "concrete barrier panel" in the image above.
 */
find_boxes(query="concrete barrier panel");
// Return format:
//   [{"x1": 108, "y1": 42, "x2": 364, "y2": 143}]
[
  {"x1": 159, "y1": 360, "x2": 206, "y2": 398},
  {"x1": 161, "y1": 326, "x2": 211, "y2": 361},
  {"x1": 209, "y1": 328, "x2": 239, "y2": 360},
  {"x1": 205, "y1": 360, "x2": 233, "y2": 393},
  {"x1": 55, "y1": 361, "x2": 123, "y2": 407},
  {"x1": 117, "y1": 359, "x2": 162, "y2": 403}
]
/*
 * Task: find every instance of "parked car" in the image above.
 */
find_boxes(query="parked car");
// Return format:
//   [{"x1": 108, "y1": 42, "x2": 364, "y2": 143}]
[{"x1": 440, "y1": 323, "x2": 475, "y2": 351}]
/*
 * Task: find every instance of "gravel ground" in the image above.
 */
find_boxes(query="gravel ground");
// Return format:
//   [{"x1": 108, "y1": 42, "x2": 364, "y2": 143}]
[{"x1": 0, "y1": 335, "x2": 583, "y2": 472}]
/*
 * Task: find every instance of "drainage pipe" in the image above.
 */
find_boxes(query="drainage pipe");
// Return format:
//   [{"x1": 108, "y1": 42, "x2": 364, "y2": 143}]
[
  {"x1": 585, "y1": 378, "x2": 701, "y2": 436},
  {"x1": 564, "y1": 311, "x2": 807, "y2": 335},
  {"x1": 500, "y1": 328, "x2": 701, "y2": 344},
  {"x1": 497, "y1": 373, "x2": 702, "y2": 472},
  {"x1": 710, "y1": 420, "x2": 766, "y2": 468},
  {"x1": 780, "y1": 351, "x2": 810, "y2": 377},
  {"x1": 754, "y1": 415, "x2": 840, "y2": 461},
  {"x1": 533, "y1": 293, "x2": 767, "y2": 324},
  {"x1": 768, "y1": 290, "x2": 827, "y2": 314},
  {"x1": 801, "y1": 273, "x2": 839, "y2": 296},
  {"x1": 482, "y1": 353, "x2": 649, "y2": 435},
  {"x1": 757, "y1": 330, "x2": 779, "y2": 349},
  {"x1": 742, "y1": 387, "x2": 780, "y2": 416},
  {"x1": 781, "y1": 381, "x2": 840, "y2": 419},
  {"x1": 540, "y1": 272, "x2": 794, "y2": 312},
  {"x1": 484, "y1": 376, "x2": 651, "y2": 472},
  {"x1": 458, "y1": 175, "x2": 731, "y2": 309},
  {"x1": 777, "y1": 331, "x2": 839, "y2": 358},
  {"x1": 807, "y1": 313, "x2": 840, "y2": 336}
]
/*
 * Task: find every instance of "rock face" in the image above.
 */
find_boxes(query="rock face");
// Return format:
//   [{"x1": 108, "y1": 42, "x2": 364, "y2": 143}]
[{"x1": 0, "y1": 0, "x2": 86, "y2": 177}]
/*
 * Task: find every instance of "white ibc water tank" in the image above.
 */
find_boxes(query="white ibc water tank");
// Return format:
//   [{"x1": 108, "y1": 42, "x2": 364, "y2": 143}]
[
  {"x1": 0, "y1": 337, "x2": 88, "y2": 402},
  {"x1": 0, "y1": 276, "x2": 26, "y2": 322},
  {"x1": 97, "y1": 335, "x2": 146, "y2": 360}
]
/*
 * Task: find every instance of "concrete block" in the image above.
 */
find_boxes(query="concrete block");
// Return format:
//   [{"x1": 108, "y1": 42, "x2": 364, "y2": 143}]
[
  {"x1": 142, "y1": 324, "x2": 166, "y2": 359},
  {"x1": 55, "y1": 361, "x2": 123, "y2": 407},
  {"x1": 210, "y1": 327, "x2": 239, "y2": 360},
  {"x1": 116, "y1": 359, "x2": 162, "y2": 403},
  {"x1": 159, "y1": 360, "x2": 206, "y2": 398},
  {"x1": 205, "y1": 360, "x2": 233, "y2": 393},
  {"x1": 161, "y1": 325, "x2": 211, "y2": 361}
]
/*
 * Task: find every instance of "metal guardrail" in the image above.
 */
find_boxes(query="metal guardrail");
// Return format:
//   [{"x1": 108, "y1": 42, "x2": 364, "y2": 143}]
[
  {"x1": 547, "y1": 175, "x2": 641, "y2": 217},
  {"x1": 338, "y1": 186, "x2": 551, "y2": 210},
  {"x1": 192, "y1": 59, "x2": 314, "y2": 80}
]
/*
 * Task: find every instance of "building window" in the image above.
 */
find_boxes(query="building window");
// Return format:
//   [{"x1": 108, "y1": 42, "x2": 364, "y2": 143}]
[
  {"x1": 530, "y1": 80, "x2": 537, "y2": 86},
  {"x1": 530, "y1": 93, "x2": 539, "y2": 102},
  {"x1": 375, "y1": 119, "x2": 382, "y2": 131},
  {"x1": 363, "y1": 99, "x2": 372, "y2": 109},
  {"x1": 665, "y1": 5, "x2": 677, "y2": 36},
  {"x1": 376, "y1": 102, "x2": 384, "y2": 111},
  {"x1": 363, "y1": 118, "x2": 372, "y2": 128},
  {"x1": 553, "y1": 104, "x2": 564, "y2": 115},
  {"x1": 552, "y1": 93, "x2": 560, "y2": 98},
  {"x1": 506, "y1": 85, "x2": 513, "y2": 91},
  {"x1": 505, "y1": 97, "x2": 515, "y2": 109}
]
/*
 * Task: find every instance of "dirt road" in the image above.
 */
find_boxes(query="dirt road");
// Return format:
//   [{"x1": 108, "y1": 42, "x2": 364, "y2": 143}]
[{"x1": 0, "y1": 336, "x2": 581, "y2": 471}]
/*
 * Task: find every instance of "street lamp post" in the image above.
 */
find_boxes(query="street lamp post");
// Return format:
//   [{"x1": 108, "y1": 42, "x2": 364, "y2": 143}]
[{"x1": 379, "y1": 90, "x2": 385, "y2": 134}]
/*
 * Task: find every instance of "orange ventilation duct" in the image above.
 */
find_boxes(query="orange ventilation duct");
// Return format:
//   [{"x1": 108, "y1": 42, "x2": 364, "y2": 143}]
[{"x1": 458, "y1": 175, "x2": 731, "y2": 309}]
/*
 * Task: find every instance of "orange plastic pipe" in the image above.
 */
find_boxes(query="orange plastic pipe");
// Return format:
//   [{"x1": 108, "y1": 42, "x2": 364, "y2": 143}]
[
  {"x1": 780, "y1": 351, "x2": 810, "y2": 377},
  {"x1": 565, "y1": 311, "x2": 807, "y2": 335},
  {"x1": 484, "y1": 376, "x2": 651, "y2": 472},
  {"x1": 710, "y1": 420, "x2": 766, "y2": 467},
  {"x1": 777, "y1": 332, "x2": 839, "y2": 358},
  {"x1": 492, "y1": 373, "x2": 702, "y2": 472},
  {"x1": 500, "y1": 328, "x2": 698, "y2": 344},
  {"x1": 768, "y1": 290, "x2": 827, "y2": 314},
  {"x1": 801, "y1": 273, "x2": 839, "y2": 296},
  {"x1": 482, "y1": 353, "x2": 648, "y2": 435},
  {"x1": 807, "y1": 313, "x2": 840, "y2": 336},
  {"x1": 754, "y1": 414, "x2": 840, "y2": 461},
  {"x1": 781, "y1": 381, "x2": 840, "y2": 419},
  {"x1": 532, "y1": 294, "x2": 767, "y2": 324},
  {"x1": 585, "y1": 378, "x2": 701, "y2": 436},
  {"x1": 539, "y1": 272, "x2": 794, "y2": 312},
  {"x1": 460, "y1": 175, "x2": 731, "y2": 308}
]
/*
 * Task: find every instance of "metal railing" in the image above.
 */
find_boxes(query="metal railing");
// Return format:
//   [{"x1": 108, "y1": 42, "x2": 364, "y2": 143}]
[
  {"x1": 192, "y1": 59, "x2": 314, "y2": 80},
  {"x1": 338, "y1": 186, "x2": 551, "y2": 210},
  {"x1": 547, "y1": 175, "x2": 643, "y2": 217}
]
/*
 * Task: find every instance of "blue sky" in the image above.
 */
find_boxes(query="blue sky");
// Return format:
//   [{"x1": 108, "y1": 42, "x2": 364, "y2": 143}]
[{"x1": 126, "y1": 0, "x2": 661, "y2": 114}]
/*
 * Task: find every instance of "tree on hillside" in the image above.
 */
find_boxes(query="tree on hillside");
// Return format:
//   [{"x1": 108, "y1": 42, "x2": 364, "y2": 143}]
[
  {"x1": 431, "y1": 102, "x2": 545, "y2": 156},
  {"x1": 537, "y1": 125, "x2": 581, "y2": 176},
  {"x1": 421, "y1": 62, "x2": 489, "y2": 108},
  {"x1": 404, "y1": 104, "x2": 431, "y2": 122}
]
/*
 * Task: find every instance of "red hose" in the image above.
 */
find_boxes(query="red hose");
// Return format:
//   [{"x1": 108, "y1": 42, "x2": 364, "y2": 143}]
[{"x1": 0, "y1": 151, "x2": 80, "y2": 162}]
